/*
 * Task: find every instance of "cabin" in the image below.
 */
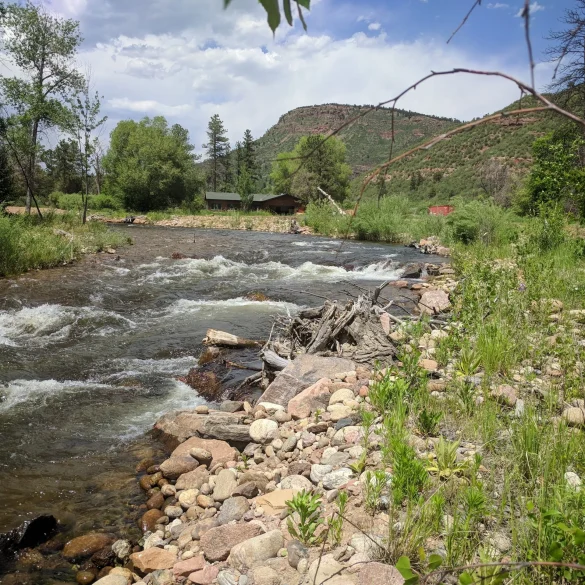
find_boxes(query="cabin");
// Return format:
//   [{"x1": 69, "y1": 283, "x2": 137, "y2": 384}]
[{"x1": 205, "y1": 192, "x2": 302, "y2": 214}]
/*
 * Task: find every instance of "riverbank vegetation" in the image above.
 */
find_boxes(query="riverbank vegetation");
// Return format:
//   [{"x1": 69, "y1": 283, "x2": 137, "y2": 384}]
[{"x1": 0, "y1": 214, "x2": 127, "y2": 277}]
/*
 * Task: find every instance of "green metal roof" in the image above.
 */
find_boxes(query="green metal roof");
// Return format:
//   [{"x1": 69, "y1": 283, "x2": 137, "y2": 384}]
[{"x1": 205, "y1": 192, "x2": 286, "y2": 202}]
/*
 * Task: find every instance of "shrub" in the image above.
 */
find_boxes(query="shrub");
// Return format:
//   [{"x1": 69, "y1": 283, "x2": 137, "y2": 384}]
[
  {"x1": 286, "y1": 490, "x2": 324, "y2": 545},
  {"x1": 89, "y1": 194, "x2": 123, "y2": 211},
  {"x1": 447, "y1": 199, "x2": 517, "y2": 246}
]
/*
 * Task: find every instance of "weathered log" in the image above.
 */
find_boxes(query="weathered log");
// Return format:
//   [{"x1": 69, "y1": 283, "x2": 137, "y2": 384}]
[
  {"x1": 203, "y1": 329, "x2": 261, "y2": 348},
  {"x1": 262, "y1": 350, "x2": 291, "y2": 371}
]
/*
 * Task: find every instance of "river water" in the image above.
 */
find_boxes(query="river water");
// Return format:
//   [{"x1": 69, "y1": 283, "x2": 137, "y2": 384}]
[{"x1": 0, "y1": 226, "x2": 439, "y2": 582}]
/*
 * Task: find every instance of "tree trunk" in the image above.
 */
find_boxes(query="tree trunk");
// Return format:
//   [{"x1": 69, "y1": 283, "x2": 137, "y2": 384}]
[{"x1": 26, "y1": 120, "x2": 39, "y2": 215}]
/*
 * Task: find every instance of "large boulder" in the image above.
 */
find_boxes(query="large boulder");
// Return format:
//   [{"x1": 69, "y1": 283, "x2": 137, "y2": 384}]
[
  {"x1": 419, "y1": 290, "x2": 451, "y2": 315},
  {"x1": 228, "y1": 530, "x2": 284, "y2": 572},
  {"x1": 171, "y1": 437, "x2": 238, "y2": 467},
  {"x1": 175, "y1": 467, "x2": 210, "y2": 491},
  {"x1": 154, "y1": 411, "x2": 250, "y2": 448},
  {"x1": 200, "y1": 523, "x2": 264, "y2": 562},
  {"x1": 62, "y1": 533, "x2": 114, "y2": 561},
  {"x1": 288, "y1": 378, "x2": 332, "y2": 420},
  {"x1": 257, "y1": 355, "x2": 355, "y2": 407}
]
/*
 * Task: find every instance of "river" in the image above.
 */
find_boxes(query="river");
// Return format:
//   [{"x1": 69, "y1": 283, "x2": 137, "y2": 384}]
[{"x1": 0, "y1": 225, "x2": 439, "y2": 582}]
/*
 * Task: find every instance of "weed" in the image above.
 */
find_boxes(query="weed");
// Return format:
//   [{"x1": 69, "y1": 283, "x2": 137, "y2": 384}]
[
  {"x1": 369, "y1": 370, "x2": 409, "y2": 413},
  {"x1": 418, "y1": 407, "x2": 442, "y2": 437},
  {"x1": 427, "y1": 437, "x2": 468, "y2": 480},
  {"x1": 328, "y1": 491, "x2": 348, "y2": 547},
  {"x1": 286, "y1": 490, "x2": 324, "y2": 546},
  {"x1": 456, "y1": 346, "x2": 482, "y2": 377},
  {"x1": 455, "y1": 380, "x2": 477, "y2": 417},
  {"x1": 364, "y1": 470, "x2": 389, "y2": 514}
]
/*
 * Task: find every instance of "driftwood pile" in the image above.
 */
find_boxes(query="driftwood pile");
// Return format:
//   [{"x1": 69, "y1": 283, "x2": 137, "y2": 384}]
[{"x1": 261, "y1": 282, "x2": 413, "y2": 366}]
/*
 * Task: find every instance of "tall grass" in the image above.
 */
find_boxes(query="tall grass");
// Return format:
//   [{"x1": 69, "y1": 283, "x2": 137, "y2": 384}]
[{"x1": 0, "y1": 213, "x2": 127, "y2": 277}]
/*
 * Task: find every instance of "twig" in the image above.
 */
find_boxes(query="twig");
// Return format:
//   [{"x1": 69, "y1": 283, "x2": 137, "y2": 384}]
[
  {"x1": 447, "y1": 0, "x2": 482, "y2": 44},
  {"x1": 317, "y1": 186, "x2": 346, "y2": 215},
  {"x1": 521, "y1": 0, "x2": 535, "y2": 89}
]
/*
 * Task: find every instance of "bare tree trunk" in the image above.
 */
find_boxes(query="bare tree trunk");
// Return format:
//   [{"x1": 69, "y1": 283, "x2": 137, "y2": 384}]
[{"x1": 26, "y1": 120, "x2": 39, "y2": 215}]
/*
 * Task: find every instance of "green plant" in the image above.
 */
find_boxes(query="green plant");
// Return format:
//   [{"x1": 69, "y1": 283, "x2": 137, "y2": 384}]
[
  {"x1": 418, "y1": 407, "x2": 442, "y2": 437},
  {"x1": 427, "y1": 437, "x2": 467, "y2": 480},
  {"x1": 364, "y1": 470, "x2": 389, "y2": 514},
  {"x1": 369, "y1": 370, "x2": 409, "y2": 413},
  {"x1": 286, "y1": 490, "x2": 324, "y2": 546},
  {"x1": 456, "y1": 346, "x2": 481, "y2": 377},
  {"x1": 328, "y1": 491, "x2": 348, "y2": 547},
  {"x1": 455, "y1": 380, "x2": 476, "y2": 417}
]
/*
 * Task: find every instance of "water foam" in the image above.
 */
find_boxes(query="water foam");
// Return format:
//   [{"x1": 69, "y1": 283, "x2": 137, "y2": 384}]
[
  {"x1": 135, "y1": 255, "x2": 401, "y2": 284},
  {"x1": 0, "y1": 379, "x2": 114, "y2": 413},
  {"x1": 0, "y1": 304, "x2": 136, "y2": 347}
]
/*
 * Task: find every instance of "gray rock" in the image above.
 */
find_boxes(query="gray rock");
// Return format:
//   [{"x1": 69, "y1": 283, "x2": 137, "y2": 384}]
[
  {"x1": 565, "y1": 471, "x2": 582, "y2": 491},
  {"x1": 228, "y1": 530, "x2": 284, "y2": 572},
  {"x1": 310, "y1": 464, "x2": 333, "y2": 484},
  {"x1": 159, "y1": 456, "x2": 198, "y2": 480},
  {"x1": 322, "y1": 468, "x2": 353, "y2": 490},
  {"x1": 306, "y1": 554, "x2": 344, "y2": 585},
  {"x1": 329, "y1": 388, "x2": 354, "y2": 405},
  {"x1": 189, "y1": 448, "x2": 213, "y2": 466},
  {"x1": 150, "y1": 570, "x2": 175, "y2": 585},
  {"x1": 250, "y1": 419, "x2": 279, "y2": 444},
  {"x1": 281, "y1": 436, "x2": 298, "y2": 453},
  {"x1": 201, "y1": 523, "x2": 264, "y2": 562},
  {"x1": 111, "y1": 539, "x2": 131, "y2": 560},
  {"x1": 220, "y1": 401, "x2": 245, "y2": 413},
  {"x1": 321, "y1": 451, "x2": 350, "y2": 468},
  {"x1": 280, "y1": 475, "x2": 313, "y2": 491},
  {"x1": 335, "y1": 418, "x2": 355, "y2": 431},
  {"x1": 287, "y1": 540, "x2": 309, "y2": 569},
  {"x1": 419, "y1": 289, "x2": 451, "y2": 315},
  {"x1": 249, "y1": 566, "x2": 281, "y2": 585},
  {"x1": 217, "y1": 569, "x2": 241, "y2": 585},
  {"x1": 357, "y1": 562, "x2": 405, "y2": 585},
  {"x1": 192, "y1": 518, "x2": 220, "y2": 540},
  {"x1": 257, "y1": 355, "x2": 356, "y2": 407},
  {"x1": 217, "y1": 497, "x2": 250, "y2": 525},
  {"x1": 175, "y1": 467, "x2": 210, "y2": 491},
  {"x1": 164, "y1": 505, "x2": 183, "y2": 519},
  {"x1": 350, "y1": 533, "x2": 385, "y2": 560},
  {"x1": 233, "y1": 482, "x2": 260, "y2": 498},
  {"x1": 213, "y1": 469, "x2": 238, "y2": 502}
]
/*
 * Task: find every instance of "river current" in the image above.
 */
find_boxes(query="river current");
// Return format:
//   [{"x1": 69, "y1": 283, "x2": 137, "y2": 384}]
[{"x1": 0, "y1": 226, "x2": 439, "y2": 582}]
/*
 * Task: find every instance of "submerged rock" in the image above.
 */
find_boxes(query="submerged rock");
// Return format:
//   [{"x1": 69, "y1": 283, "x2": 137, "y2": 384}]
[{"x1": 0, "y1": 515, "x2": 57, "y2": 559}]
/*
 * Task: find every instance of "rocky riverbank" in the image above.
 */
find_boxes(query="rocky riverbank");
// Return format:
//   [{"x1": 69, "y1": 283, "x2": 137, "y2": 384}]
[{"x1": 4, "y1": 240, "x2": 584, "y2": 585}]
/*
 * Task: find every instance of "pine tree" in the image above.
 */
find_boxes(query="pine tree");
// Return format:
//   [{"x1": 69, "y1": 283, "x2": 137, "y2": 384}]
[
  {"x1": 234, "y1": 140, "x2": 243, "y2": 179},
  {"x1": 221, "y1": 143, "x2": 234, "y2": 192},
  {"x1": 203, "y1": 114, "x2": 230, "y2": 192},
  {"x1": 242, "y1": 129, "x2": 257, "y2": 180}
]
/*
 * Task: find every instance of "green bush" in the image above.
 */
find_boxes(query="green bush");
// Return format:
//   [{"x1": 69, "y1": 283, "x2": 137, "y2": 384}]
[
  {"x1": 446, "y1": 199, "x2": 517, "y2": 246},
  {"x1": 88, "y1": 194, "x2": 123, "y2": 211}
]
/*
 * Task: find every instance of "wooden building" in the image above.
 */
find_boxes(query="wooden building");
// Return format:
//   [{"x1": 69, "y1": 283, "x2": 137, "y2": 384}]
[{"x1": 205, "y1": 192, "x2": 301, "y2": 214}]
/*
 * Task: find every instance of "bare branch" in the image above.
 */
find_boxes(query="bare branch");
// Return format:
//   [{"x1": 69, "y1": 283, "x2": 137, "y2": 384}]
[
  {"x1": 447, "y1": 0, "x2": 482, "y2": 44},
  {"x1": 522, "y1": 0, "x2": 536, "y2": 89}
]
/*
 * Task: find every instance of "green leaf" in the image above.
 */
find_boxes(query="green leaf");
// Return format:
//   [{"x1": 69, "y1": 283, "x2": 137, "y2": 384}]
[
  {"x1": 258, "y1": 0, "x2": 281, "y2": 33},
  {"x1": 459, "y1": 572, "x2": 474, "y2": 585},
  {"x1": 297, "y1": 0, "x2": 311, "y2": 8},
  {"x1": 223, "y1": 0, "x2": 233, "y2": 7},
  {"x1": 283, "y1": 0, "x2": 293, "y2": 25},
  {"x1": 405, "y1": 577, "x2": 419, "y2": 585},
  {"x1": 396, "y1": 557, "x2": 416, "y2": 580},
  {"x1": 428, "y1": 554, "x2": 443, "y2": 570}
]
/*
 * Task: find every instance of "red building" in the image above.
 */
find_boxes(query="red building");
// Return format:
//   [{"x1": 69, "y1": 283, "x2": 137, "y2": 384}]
[{"x1": 428, "y1": 205, "x2": 455, "y2": 216}]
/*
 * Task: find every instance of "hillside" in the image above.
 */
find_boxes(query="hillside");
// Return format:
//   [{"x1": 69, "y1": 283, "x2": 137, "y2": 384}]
[
  {"x1": 367, "y1": 97, "x2": 562, "y2": 201},
  {"x1": 254, "y1": 103, "x2": 461, "y2": 179}
]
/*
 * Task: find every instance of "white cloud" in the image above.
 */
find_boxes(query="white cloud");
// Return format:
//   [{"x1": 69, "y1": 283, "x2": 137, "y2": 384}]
[
  {"x1": 108, "y1": 98, "x2": 191, "y2": 116},
  {"x1": 487, "y1": 3, "x2": 509, "y2": 9},
  {"x1": 29, "y1": 0, "x2": 544, "y2": 155},
  {"x1": 368, "y1": 22, "x2": 382, "y2": 31},
  {"x1": 516, "y1": 2, "x2": 545, "y2": 17}
]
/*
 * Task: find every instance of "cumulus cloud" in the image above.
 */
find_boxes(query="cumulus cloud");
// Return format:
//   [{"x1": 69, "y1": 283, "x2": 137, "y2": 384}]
[
  {"x1": 487, "y1": 3, "x2": 509, "y2": 8},
  {"x1": 37, "y1": 0, "x2": 541, "y2": 154}
]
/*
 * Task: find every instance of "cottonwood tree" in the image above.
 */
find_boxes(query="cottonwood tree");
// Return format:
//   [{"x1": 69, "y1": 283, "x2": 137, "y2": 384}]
[
  {"x1": 0, "y1": 1, "x2": 83, "y2": 214},
  {"x1": 203, "y1": 114, "x2": 230, "y2": 192},
  {"x1": 478, "y1": 160, "x2": 510, "y2": 203},
  {"x1": 67, "y1": 75, "x2": 107, "y2": 223},
  {"x1": 237, "y1": 164, "x2": 254, "y2": 211},
  {"x1": 104, "y1": 117, "x2": 202, "y2": 211},
  {"x1": 271, "y1": 134, "x2": 350, "y2": 203}
]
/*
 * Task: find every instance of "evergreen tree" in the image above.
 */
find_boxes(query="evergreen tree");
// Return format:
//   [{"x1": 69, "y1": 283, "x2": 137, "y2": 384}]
[
  {"x1": 221, "y1": 143, "x2": 234, "y2": 192},
  {"x1": 376, "y1": 171, "x2": 388, "y2": 206},
  {"x1": 242, "y1": 129, "x2": 257, "y2": 180},
  {"x1": 237, "y1": 164, "x2": 254, "y2": 211},
  {"x1": 234, "y1": 140, "x2": 243, "y2": 179},
  {"x1": 203, "y1": 114, "x2": 230, "y2": 192},
  {"x1": 43, "y1": 139, "x2": 83, "y2": 194}
]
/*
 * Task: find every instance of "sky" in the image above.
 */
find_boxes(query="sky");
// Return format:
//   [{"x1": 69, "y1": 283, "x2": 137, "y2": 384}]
[{"x1": 32, "y1": 0, "x2": 579, "y2": 153}]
